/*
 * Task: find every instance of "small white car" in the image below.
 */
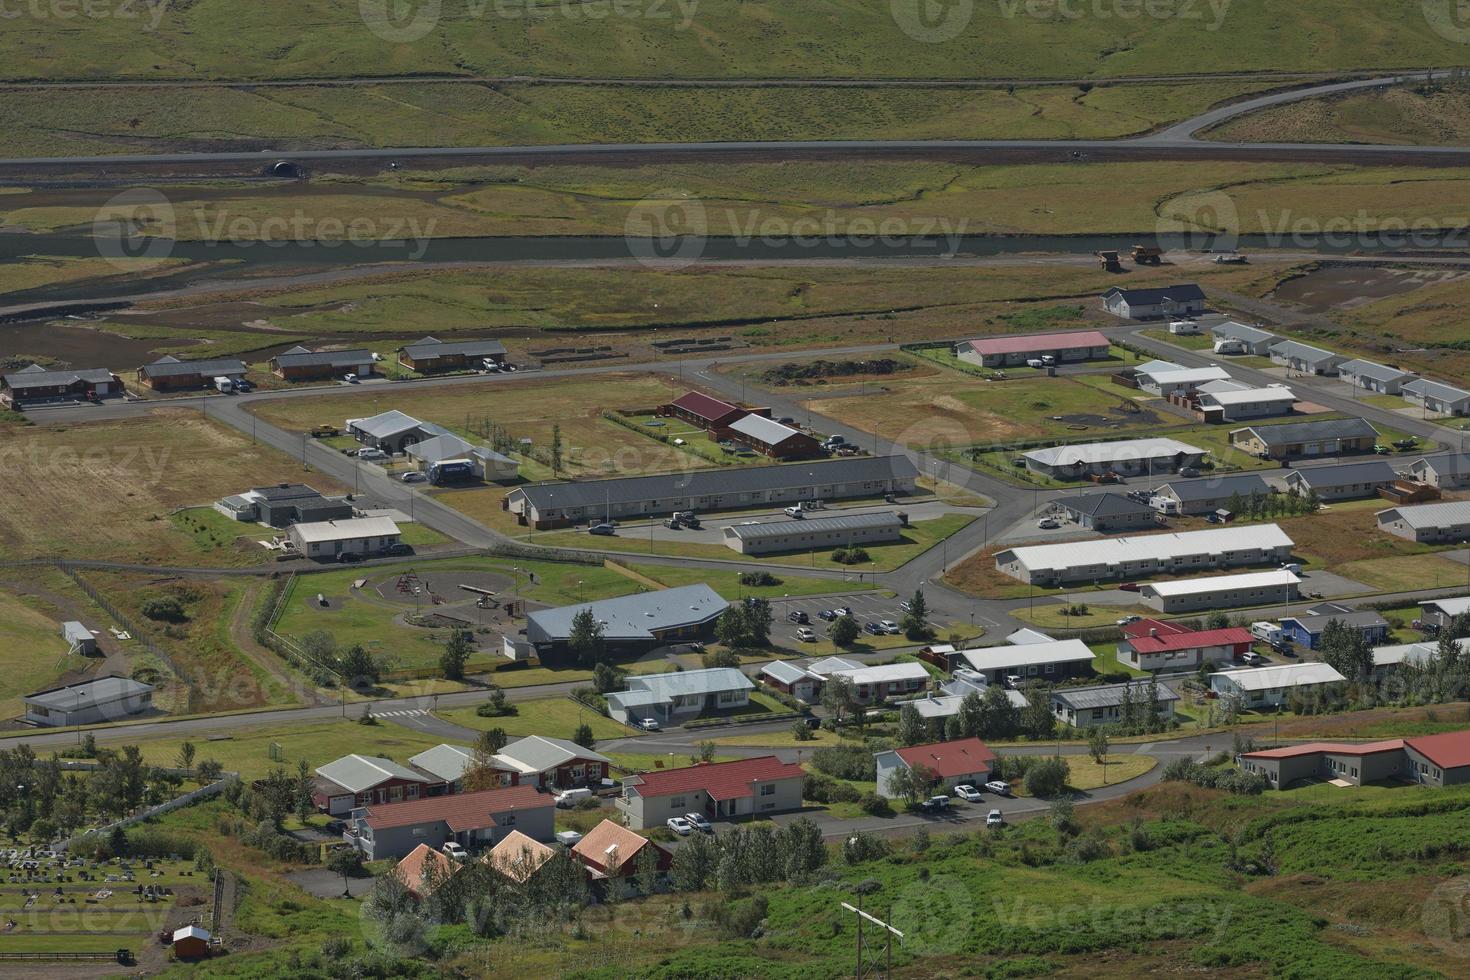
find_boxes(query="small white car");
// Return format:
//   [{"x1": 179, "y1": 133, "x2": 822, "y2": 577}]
[
  {"x1": 357, "y1": 448, "x2": 388, "y2": 461},
  {"x1": 400, "y1": 471, "x2": 426, "y2": 483},
  {"x1": 1116, "y1": 615, "x2": 1142, "y2": 626},
  {"x1": 796, "y1": 627, "x2": 817, "y2": 642},
  {"x1": 343, "y1": 373, "x2": 358, "y2": 384},
  {"x1": 986, "y1": 809, "x2": 1005, "y2": 828},
  {"x1": 685, "y1": 812, "x2": 713, "y2": 833},
  {"x1": 985, "y1": 780, "x2": 1011, "y2": 797},
  {"x1": 637, "y1": 717, "x2": 661, "y2": 731},
  {"x1": 880, "y1": 620, "x2": 901, "y2": 634},
  {"x1": 953, "y1": 784, "x2": 983, "y2": 803},
  {"x1": 1037, "y1": 517, "x2": 1060, "y2": 530},
  {"x1": 442, "y1": 842, "x2": 469, "y2": 861},
  {"x1": 667, "y1": 816, "x2": 694, "y2": 836}
]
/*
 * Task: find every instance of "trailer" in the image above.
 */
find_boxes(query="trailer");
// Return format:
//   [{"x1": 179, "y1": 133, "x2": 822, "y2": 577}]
[{"x1": 428, "y1": 459, "x2": 476, "y2": 485}]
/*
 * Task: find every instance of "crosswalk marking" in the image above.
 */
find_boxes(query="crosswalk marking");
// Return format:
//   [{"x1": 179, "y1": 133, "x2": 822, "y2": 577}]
[{"x1": 372, "y1": 709, "x2": 430, "y2": 718}]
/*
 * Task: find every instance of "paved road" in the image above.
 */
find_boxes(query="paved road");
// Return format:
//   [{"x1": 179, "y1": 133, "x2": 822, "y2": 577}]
[{"x1": 0, "y1": 73, "x2": 1451, "y2": 170}]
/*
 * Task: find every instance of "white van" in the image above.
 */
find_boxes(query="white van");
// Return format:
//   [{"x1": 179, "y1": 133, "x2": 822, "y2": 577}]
[{"x1": 555, "y1": 788, "x2": 593, "y2": 808}]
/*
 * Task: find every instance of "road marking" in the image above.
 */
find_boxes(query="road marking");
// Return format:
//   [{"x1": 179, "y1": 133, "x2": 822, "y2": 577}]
[{"x1": 373, "y1": 709, "x2": 429, "y2": 718}]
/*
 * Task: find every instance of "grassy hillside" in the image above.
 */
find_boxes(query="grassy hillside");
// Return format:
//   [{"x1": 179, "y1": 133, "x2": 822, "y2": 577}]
[
  {"x1": 2, "y1": 1, "x2": 1466, "y2": 83},
  {"x1": 1209, "y1": 82, "x2": 1470, "y2": 145}
]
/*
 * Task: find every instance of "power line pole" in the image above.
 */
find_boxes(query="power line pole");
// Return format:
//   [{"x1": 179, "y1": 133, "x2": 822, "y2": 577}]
[{"x1": 841, "y1": 900, "x2": 902, "y2": 979}]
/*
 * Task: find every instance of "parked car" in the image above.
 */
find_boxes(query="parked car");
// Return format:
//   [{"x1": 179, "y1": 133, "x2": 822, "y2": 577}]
[
  {"x1": 1037, "y1": 517, "x2": 1060, "y2": 530},
  {"x1": 920, "y1": 795, "x2": 950, "y2": 813},
  {"x1": 685, "y1": 813, "x2": 713, "y2": 834},
  {"x1": 1179, "y1": 466, "x2": 1201, "y2": 477},
  {"x1": 400, "y1": 471, "x2": 426, "y2": 483},
  {"x1": 817, "y1": 609, "x2": 838, "y2": 621},
  {"x1": 834, "y1": 606, "x2": 852, "y2": 617},
  {"x1": 863, "y1": 622, "x2": 884, "y2": 636},
  {"x1": 784, "y1": 506, "x2": 806, "y2": 518},
  {"x1": 385, "y1": 543, "x2": 412, "y2": 556},
  {"x1": 777, "y1": 416, "x2": 796, "y2": 425},
  {"x1": 636, "y1": 718, "x2": 660, "y2": 732},
  {"x1": 796, "y1": 627, "x2": 817, "y2": 642},
  {"x1": 233, "y1": 379, "x2": 253, "y2": 392},
  {"x1": 335, "y1": 552, "x2": 363, "y2": 563},
  {"x1": 953, "y1": 784, "x2": 983, "y2": 803},
  {"x1": 442, "y1": 842, "x2": 469, "y2": 862},
  {"x1": 1373, "y1": 444, "x2": 1393, "y2": 455},
  {"x1": 554, "y1": 831, "x2": 583, "y2": 847},
  {"x1": 555, "y1": 788, "x2": 593, "y2": 808},
  {"x1": 986, "y1": 809, "x2": 1005, "y2": 828},
  {"x1": 1119, "y1": 582, "x2": 1140, "y2": 592},
  {"x1": 588, "y1": 523, "x2": 617, "y2": 536},
  {"x1": 1241, "y1": 651, "x2": 1263, "y2": 665},
  {"x1": 880, "y1": 620, "x2": 901, "y2": 634},
  {"x1": 666, "y1": 816, "x2": 694, "y2": 836},
  {"x1": 899, "y1": 600, "x2": 914, "y2": 613},
  {"x1": 357, "y1": 448, "x2": 388, "y2": 461},
  {"x1": 787, "y1": 610, "x2": 810, "y2": 624},
  {"x1": 662, "y1": 518, "x2": 682, "y2": 529},
  {"x1": 1116, "y1": 614, "x2": 1142, "y2": 626},
  {"x1": 985, "y1": 780, "x2": 1011, "y2": 797}
]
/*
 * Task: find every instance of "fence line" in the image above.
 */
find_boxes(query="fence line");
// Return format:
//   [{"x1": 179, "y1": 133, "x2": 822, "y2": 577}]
[{"x1": 59, "y1": 773, "x2": 234, "y2": 853}]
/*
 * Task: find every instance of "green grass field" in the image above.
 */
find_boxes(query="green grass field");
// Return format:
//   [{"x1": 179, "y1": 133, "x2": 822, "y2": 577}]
[
  {"x1": 435, "y1": 697, "x2": 633, "y2": 742},
  {"x1": 0, "y1": 588, "x2": 80, "y2": 720}
]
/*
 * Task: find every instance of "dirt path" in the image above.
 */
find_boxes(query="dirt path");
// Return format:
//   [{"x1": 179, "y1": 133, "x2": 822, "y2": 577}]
[{"x1": 227, "y1": 579, "x2": 321, "y2": 707}]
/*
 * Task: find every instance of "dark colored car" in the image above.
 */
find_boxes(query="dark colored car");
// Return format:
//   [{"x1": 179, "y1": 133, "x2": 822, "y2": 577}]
[
  {"x1": 787, "y1": 610, "x2": 809, "y2": 624},
  {"x1": 335, "y1": 552, "x2": 364, "y2": 563},
  {"x1": 817, "y1": 609, "x2": 838, "y2": 621},
  {"x1": 863, "y1": 622, "x2": 884, "y2": 636}
]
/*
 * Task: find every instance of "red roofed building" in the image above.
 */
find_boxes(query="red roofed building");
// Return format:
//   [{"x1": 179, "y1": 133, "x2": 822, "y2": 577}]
[
  {"x1": 660, "y1": 391, "x2": 753, "y2": 431},
  {"x1": 1404, "y1": 731, "x2": 1470, "y2": 786},
  {"x1": 571, "y1": 819, "x2": 672, "y2": 878},
  {"x1": 615, "y1": 756, "x2": 805, "y2": 828},
  {"x1": 345, "y1": 784, "x2": 555, "y2": 860},
  {"x1": 1118, "y1": 619, "x2": 1254, "y2": 671},
  {"x1": 875, "y1": 737, "x2": 996, "y2": 799},
  {"x1": 392, "y1": 843, "x2": 459, "y2": 899},
  {"x1": 956, "y1": 330, "x2": 1111, "y2": 368}
]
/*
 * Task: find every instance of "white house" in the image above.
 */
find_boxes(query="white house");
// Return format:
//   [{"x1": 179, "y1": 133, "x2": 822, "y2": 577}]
[
  {"x1": 1406, "y1": 455, "x2": 1470, "y2": 490},
  {"x1": 1020, "y1": 437, "x2": 1206, "y2": 479},
  {"x1": 1196, "y1": 386, "x2": 1296, "y2": 421},
  {"x1": 1402, "y1": 378, "x2": 1470, "y2": 416},
  {"x1": 994, "y1": 523, "x2": 1294, "y2": 586},
  {"x1": 1269, "y1": 341, "x2": 1345, "y2": 376},
  {"x1": 1337, "y1": 359, "x2": 1415, "y2": 395},
  {"x1": 1209, "y1": 662, "x2": 1346, "y2": 709},
  {"x1": 1140, "y1": 569, "x2": 1300, "y2": 613},
  {"x1": 1101, "y1": 284, "x2": 1206, "y2": 320},
  {"x1": 287, "y1": 516, "x2": 401, "y2": 559},
  {"x1": 1377, "y1": 501, "x2": 1470, "y2": 543},
  {"x1": 1135, "y1": 366, "x2": 1233, "y2": 397}
]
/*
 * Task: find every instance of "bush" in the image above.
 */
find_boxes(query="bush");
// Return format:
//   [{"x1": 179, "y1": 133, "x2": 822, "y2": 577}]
[
  {"x1": 804, "y1": 773, "x2": 860, "y2": 804},
  {"x1": 842, "y1": 832, "x2": 890, "y2": 864},
  {"x1": 1163, "y1": 759, "x2": 1267, "y2": 795},
  {"x1": 831, "y1": 547, "x2": 871, "y2": 565},
  {"x1": 738, "y1": 571, "x2": 781, "y2": 587},
  {"x1": 141, "y1": 596, "x2": 187, "y2": 623},
  {"x1": 859, "y1": 793, "x2": 893, "y2": 817},
  {"x1": 810, "y1": 744, "x2": 876, "y2": 781},
  {"x1": 1023, "y1": 757, "x2": 1071, "y2": 798}
]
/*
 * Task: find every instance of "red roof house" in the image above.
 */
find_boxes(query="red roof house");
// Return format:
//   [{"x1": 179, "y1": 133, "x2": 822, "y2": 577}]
[
  {"x1": 347, "y1": 784, "x2": 554, "y2": 860},
  {"x1": 1241, "y1": 732, "x2": 1470, "y2": 789},
  {"x1": 616, "y1": 755, "x2": 805, "y2": 827},
  {"x1": 1404, "y1": 730, "x2": 1470, "y2": 785},
  {"x1": 393, "y1": 842, "x2": 459, "y2": 899},
  {"x1": 662, "y1": 391, "x2": 750, "y2": 430},
  {"x1": 1119, "y1": 619, "x2": 1253, "y2": 671},
  {"x1": 877, "y1": 738, "x2": 996, "y2": 798},
  {"x1": 571, "y1": 819, "x2": 672, "y2": 877}
]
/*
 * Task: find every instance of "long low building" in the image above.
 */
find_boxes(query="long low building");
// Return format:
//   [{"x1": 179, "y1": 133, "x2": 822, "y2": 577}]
[
  {"x1": 1209, "y1": 661, "x2": 1345, "y2": 708},
  {"x1": 1281, "y1": 459, "x2": 1399, "y2": 501},
  {"x1": 1050, "y1": 680, "x2": 1179, "y2": 730},
  {"x1": 346, "y1": 785, "x2": 554, "y2": 860},
  {"x1": 23, "y1": 676, "x2": 154, "y2": 727},
  {"x1": 1135, "y1": 365, "x2": 1232, "y2": 397},
  {"x1": 722, "y1": 511, "x2": 903, "y2": 555},
  {"x1": 1337, "y1": 359, "x2": 1415, "y2": 395},
  {"x1": 505, "y1": 455, "x2": 919, "y2": 529},
  {"x1": 1402, "y1": 377, "x2": 1470, "y2": 416},
  {"x1": 1052, "y1": 492, "x2": 1158, "y2": 532},
  {"x1": 1378, "y1": 501, "x2": 1470, "y2": 543},
  {"x1": 950, "y1": 639, "x2": 1096, "y2": 685},
  {"x1": 1229, "y1": 418, "x2": 1378, "y2": 460},
  {"x1": 1241, "y1": 730, "x2": 1470, "y2": 789},
  {"x1": 1021, "y1": 438, "x2": 1207, "y2": 480},
  {"x1": 1150, "y1": 473, "x2": 1273, "y2": 516},
  {"x1": 1196, "y1": 386, "x2": 1297, "y2": 421},
  {"x1": 525, "y1": 584, "x2": 727, "y2": 662},
  {"x1": 954, "y1": 329, "x2": 1111, "y2": 368},
  {"x1": 1118, "y1": 619, "x2": 1253, "y2": 671},
  {"x1": 1269, "y1": 340, "x2": 1345, "y2": 376},
  {"x1": 137, "y1": 355, "x2": 248, "y2": 390},
  {"x1": 721, "y1": 414, "x2": 821, "y2": 460},
  {"x1": 616, "y1": 755, "x2": 805, "y2": 828},
  {"x1": 287, "y1": 516, "x2": 402, "y2": 560},
  {"x1": 994, "y1": 523, "x2": 1294, "y2": 586},
  {"x1": 1141, "y1": 569, "x2": 1300, "y2": 613},
  {"x1": 1, "y1": 364, "x2": 122, "y2": 406},
  {"x1": 405, "y1": 433, "x2": 519, "y2": 482},
  {"x1": 398, "y1": 336, "x2": 507, "y2": 373},
  {"x1": 269, "y1": 346, "x2": 374, "y2": 381},
  {"x1": 605, "y1": 667, "x2": 754, "y2": 727},
  {"x1": 1210, "y1": 321, "x2": 1278, "y2": 356}
]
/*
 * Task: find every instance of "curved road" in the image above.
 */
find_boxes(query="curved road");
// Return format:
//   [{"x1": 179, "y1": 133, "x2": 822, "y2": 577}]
[{"x1": 0, "y1": 72, "x2": 1446, "y2": 170}]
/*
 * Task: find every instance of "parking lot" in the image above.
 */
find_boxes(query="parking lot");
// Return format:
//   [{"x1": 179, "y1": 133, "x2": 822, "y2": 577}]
[{"x1": 771, "y1": 591, "x2": 959, "y2": 645}]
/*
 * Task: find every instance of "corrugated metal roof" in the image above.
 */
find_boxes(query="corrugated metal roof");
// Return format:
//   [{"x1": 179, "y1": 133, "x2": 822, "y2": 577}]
[
  {"x1": 401, "y1": 337, "x2": 507, "y2": 359},
  {"x1": 626, "y1": 756, "x2": 804, "y2": 800},
  {"x1": 361, "y1": 785, "x2": 548, "y2": 830},
  {"x1": 1286, "y1": 459, "x2": 1398, "y2": 488},
  {"x1": 623, "y1": 667, "x2": 754, "y2": 700},
  {"x1": 350, "y1": 410, "x2": 424, "y2": 439},
  {"x1": 1156, "y1": 473, "x2": 1271, "y2": 502},
  {"x1": 1403, "y1": 377, "x2": 1470, "y2": 404},
  {"x1": 23, "y1": 675, "x2": 152, "y2": 710},
  {"x1": 965, "y1": 330, "x2": 1110, "y2": 356},
  {"x1": 141, "y1": 357, "x2": 247, "y2": 377},
  {"x1": 827, "y1": 663, "x2": 930, "y2": 685},
  {"x1": 317, "y1": 754, "x2": 428, "y2": 793},
  {"x1": 1200, "y1": 386, "x2": 1296, "y2": 406},
  {"x1": 1406, "y1": 730, "x2": 1470, "y2": 769},
  {"x1": 1053, "y1": 493, "x2": 1153, "y2": 518},
  {"x1": 1212, "y1": 662, "x2": 1345, "y2": 691},
  {"x1": 271, "y1": 348, "x2": 372, "y2": 368},
  {"x1": 1142, "y1": 569, "x2": 1299, "y2": 598},
  {"x1": 1024, "y1": 437, "x2": 1205, "y2": 468},
  {"x1": 1139, "y1": 366, "x2": 1232, "y2": 386},
  {"x1": 1421, "y1": 595, "x2": 1470, "y2": 617},
  {"x1": 1379, "y1": 500, "x2": 1470, "y2": 529},
  {"x1": 527, "y1": 584, "x2": 726, "y2": 642},
  {"x1": 1211, "y1": 321, "x2": 1276, "y2": 344},
  {"x1": 290, "y1": 516, "x2": 399, "y2": 544},
  {"x1": 510, "y1": 455, "x2": 919, "y2": 511},
  {"x1": 724, "y1": 511, "x2": 902, "y2": 541},
  {"x1": 761, "y1": 660, "x2": 813, "y2": 685},
  {"x1": 894, "y1": 738, "x2": 997, "y2": 777},
  {"x1": 1269, "y1": 340, "x2": 1342, "y2": 364},
  {"x1": 728, "y1": 414, "x2": 805, "y2": 446},
  {"x1": 1234, "y1": 417, "x2": 1378, "y2": 447},
  {"x1": 499, "y1": 735, "x2": 612, "y2": 772},
  {"x1": 1337, "y1": 359, "x2": 1413, "y2": 384},
  {"x1": 1052, "y1": 680, "x2": 1179, "y2": 710},
  {"x1": 2, "y1": 366, "x2": 115, "y2": 388},
  {"x1": 1103, "y1": 284, "x2": 1205, "y2": 304},
  {"x1": 955, "y1": 639, "x2": 1095, "y2": 671},
  {"x1": 407, "y1": 744, "x2": 473, "y2": 783},
  {"x1": 668, "y1": 390, "x2": 741, "y2": 422},
  {"x1": 999, "y1": 523, "x2": 1293, "y2": 574}
]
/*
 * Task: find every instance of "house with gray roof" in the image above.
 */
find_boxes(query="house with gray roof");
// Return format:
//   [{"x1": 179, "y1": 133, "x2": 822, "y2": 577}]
[
  {"x1": 1378, "y1": 500, "x2": 1470, "y2": 543},
  {"x1": 1281, "y1": 459, "x2": 1399, "y2": 501},
  {"x1": 1229, "y1": 417, "x2": 1378, "y2": 460},
  {"x1": 723, "y1": 414, "x2": 821, "y2": 460},
  {"x1": 405, "y1": 433, "x2": 519, "y2": 482},
  {"x1": 524, "y1": 584, "x2": 727, "y2": 661},
  {"x1": 398, "y1": 336, "x2": 508, "y2": 373},
  {"x1": 1407, "y1": 454, "x2": 1470, "y2": 490},
  {"x1": 722, "y1": 511, "x2": 903, "y2": 554},
  {"x1": 1, "y1": 363, "x2": 121, "y2": 406},
  {"x1": 1210, "y1": 321, "x2": 1278, "y2": 355},
  {"x1": 1150, "y1": 473, "x2": 1273, "y2": 516},
  {"x1": 269, "y1": 346, "x2": 375, "y2": 381},
  {"x1": 605, "y1": 667, "x2": 755, "y2": 726},
  {"x1": 1402, "y1": 378, "x2": 1470, "y2": 416},
  {"x1": 313, "y1": 754, "x2": 437, "y2": 815},
  {"x1": 505, "y1": 455, "x2": 919, "y2": 529},
  {"x1": 1101, "y1": 284, "x2": 1206, "y2": 320},
  {"x1": 23, "y1": 675, "x2": 152, "y2": 727},
  {"x1": 1337, "y1": 359, "x2": 1415, "y2": 395},
  {"x1": 138, "y1": 355, "x2": 249, "y2": 390},
  {"x1": 1269, "y1": 340, "x2": 1346, "y2": 376},
  {"x1": 1051, "y1": 492, "x2": 1158, "y2": 532},
  {"x1": 1050, "y1": 680, "x2": 1179, "y2": 730},
  {"x1": 347, "y1": 410, "x2": 449, "y2": 453},
  {"x1": 215, "y1": 483, "x2": 353, "y2": 527},
  {"x1": 493, "y1": 736, "x2": 614, "y2": 790}
]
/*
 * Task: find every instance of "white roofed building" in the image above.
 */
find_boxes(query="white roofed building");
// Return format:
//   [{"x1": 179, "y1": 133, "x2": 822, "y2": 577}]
[
  {"x1": 1196, "y1": 386, "x2": 1297, "y2": 421},
  {"x1": 1141, "y1": 570, "x2": 1300, "y2": 613},
  {"x1": 951, "y1": 639, "x2": 1096, "y2": 686},
  {"x1": 1377, "y1": 501, "x2": 1470, "y2": 543},
  {"x1": 994, "y1": 524, "x2": 1294, "y2": 586},
  {"x1": 1021, "y1": 437, "x2": 1206, "y2": 479},
  {"x1": 286, "y1": 516, "x2": 401, "y2": 560},
  {"x1": 722, "y1": 414, "x2": 822, "y2": 460},
  {"x1": 1210, "y1": 662, "x2": 1346, "y2": 708},
  {"x1": 1135, "y1": 366, "x2": 1233, "y2": 397}
]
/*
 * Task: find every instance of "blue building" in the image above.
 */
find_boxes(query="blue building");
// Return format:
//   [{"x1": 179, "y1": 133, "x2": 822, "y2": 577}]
[{"x1": 1279, "y1": 602, "x2": 1389, "y2": 651}]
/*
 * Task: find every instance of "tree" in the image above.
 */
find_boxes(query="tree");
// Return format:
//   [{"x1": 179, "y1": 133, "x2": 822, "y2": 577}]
[
  {"x1": 462, "y1": 729, "x2": 508, "y2": 792},
  {"x1": 1087, "y1": 728, "x2": 1110, "y2": 779},
  {"x1": 634, "y1": 842, "x2": 661, "y2": 897},
  {"x1": 1049, "y1": 796, "x2": 1078, "y2": 836},
  {"x1": 1319, "y1": 618, "x2": 1372, "y2": 683},
  {"x1": 572, "y1": 723, "x2": 596, "y2": 749},
  {"x1": 295, "y1": 758, "x2": 314, "y2": 824},
  {"x1": 141, "y1": 596, "x2": 186, "y2": 622},
  {"x1": 716, "y1": 605, "x2": 747, "y2": 649},
  {"x1": 439, "y1": 630, "x2": 473, "y2": 681},
  {"x1": 339, "y1": 644, "x2": 380, "y2": 689},
  {"x1": 744, "y1": 598, "x2": 772, "y2": 646},
  {"x1": 888, "y1": 762, "x2": 938, "y2": 806},
  {"x1": 896, "y1": 704, "x2": 926, "y2": 747},
  {"x1": 1145, "y1": 676, "x2": 1163, "y2": 731},
  {"x1": 901, "y1": 589, "x2": 931, "y2": 640},
  {"x1": 1205, "y1": 611, "x2": 1231, "y2": 631},
  {"x1": 829, "y1": 615, "x2": 860, "y2": 647},
  {"x1": 691, "y1": 740, "x2": 717, "y2": 765},
  {"x1": 551, "y1": 423, "x2": 563, "y2": 475},
  {"x1": 568, "y1": 607, "x2": 605, "y2": 667},
  {"x1": 779, "y1": 818, "x2": 827, "y2": 880},
  {"x1": 593, "y1": 661, "x2": 625, "y2": 694},
  {"x1": 328, "y1": 845, "x2": 363, "y2": 898},
  {"x1": 196, "y1": 759, "x2": 223, "y2": 783},
  {"x1": 1119, "y1": 683, "x2": 1138, "y2": 731},
  {"x1": 978, "y1": 684, "x2": 1020, "y2": 740},
  {"x1": 175, "y1": 741, "x2": 196, "y2": 773},
  {"x1": 671, "y1": 831, "x2": 717, "y2": 892},
  {"x1": 956, "y1": 690, "x2": 985, "y2": 738},
  {"x1": 820, "y1": 675, "x2": 857, "y2": 727}
]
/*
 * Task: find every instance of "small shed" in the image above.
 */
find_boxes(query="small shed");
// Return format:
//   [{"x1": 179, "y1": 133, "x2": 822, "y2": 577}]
[
  {"x1": 61, "y1": 621, "x2": 97, "y2": 655},
  {"x1": 172, "y1": 925, "x2": 211, "y2": 959}
]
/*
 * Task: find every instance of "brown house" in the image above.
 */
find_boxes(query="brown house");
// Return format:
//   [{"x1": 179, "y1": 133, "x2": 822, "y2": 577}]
[
  {"x1": 138, "y1": 355, "x2": 248, "y2": 390},
  {"x1": 398, "y1": 336, "x2": 507, "y2": 373},
  {"x1": 269, "y1": 346, "x2": 375, "y2": 381},
  {"x1": 1, "y1": 364, "x2": 121, "y2": 406},
  {"x1": 717, "y1": 414, "x2": 822, "y2": 460},
  {"x1": 661, "y1": 391, "x2": 751, "y2": 431},
  {"x1": 1229, "y1": 418, "x2": 1378, "y2": 460}
]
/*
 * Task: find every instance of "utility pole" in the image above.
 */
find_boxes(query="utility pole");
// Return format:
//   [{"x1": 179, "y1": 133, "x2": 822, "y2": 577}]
[{"x1": 841, "y1": 900, "x2": 902, "y2": 979}]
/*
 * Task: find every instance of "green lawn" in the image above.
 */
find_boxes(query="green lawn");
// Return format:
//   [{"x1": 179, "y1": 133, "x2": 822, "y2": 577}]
[
  {"x1": 398, "y1": 522, "x2": 451, "y2": 547},
  {"x1": 0, "y1": 588, "x2": 77, "y2": 719},
  {"x1": 435, "y1": 697, "x2": 633, "y2": 742},
  {"x1": 1088, "y1": 641, "x2": 1148, "y2": 678},
  {"x1": 626, "y1": 563, "x2": 879, "y2": 600},
  {"x1": 169, "y1": 505, "x2": 272, "y2": 560},
  {"x1": 1014, "y1": 604, "x2": 1153, "y2": 630},
  {"x1": 1336, "y1": 554, "x2": 1469, "y2": 594},
  {"x1": 1140, "y1": 328, "x2": 1213, "y2": 350}
]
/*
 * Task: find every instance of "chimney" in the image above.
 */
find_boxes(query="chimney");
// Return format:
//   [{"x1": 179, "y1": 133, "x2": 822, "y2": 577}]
[{"x1": 1150, "y1": 628, "x2": 1159, "y2": 638}]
